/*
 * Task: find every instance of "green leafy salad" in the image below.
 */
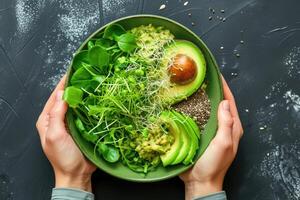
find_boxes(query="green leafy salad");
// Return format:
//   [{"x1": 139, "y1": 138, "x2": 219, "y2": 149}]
[{"x1": 63, "y1": 23, "x2": 208, "y2": 173}]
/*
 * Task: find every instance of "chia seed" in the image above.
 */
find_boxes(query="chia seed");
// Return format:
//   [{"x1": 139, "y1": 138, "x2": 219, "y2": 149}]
[{"x1": 173, "y1": 89, "x2": 211, "y2": 130}]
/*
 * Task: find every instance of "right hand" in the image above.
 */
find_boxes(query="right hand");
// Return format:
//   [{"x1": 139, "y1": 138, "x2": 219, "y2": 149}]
[{"x1": 180, "y1": 76, "x2": 243, "y2": 199}]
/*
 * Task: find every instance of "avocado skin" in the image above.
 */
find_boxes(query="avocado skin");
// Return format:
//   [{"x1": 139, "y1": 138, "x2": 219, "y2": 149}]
[
  {"x1": 164, "y1": 40, "x2": 206, "y2": 104},
  {"x1": 160, "y1": 111, "x2": 183, "y2": 167}
]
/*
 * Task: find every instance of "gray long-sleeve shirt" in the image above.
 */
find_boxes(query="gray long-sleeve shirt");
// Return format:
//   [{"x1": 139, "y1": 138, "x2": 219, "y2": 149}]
[{"x1": 51, "y1": 188, "x2": 226, "y2": 200}]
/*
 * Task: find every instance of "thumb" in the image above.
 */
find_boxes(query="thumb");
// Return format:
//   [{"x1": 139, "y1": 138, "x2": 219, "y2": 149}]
[
  {"x1": 48, "y1": 90, "x2": 68, "y2": 133},
  {"x1": 214, "y1": 100, "x2": 233, "y2": 145}
]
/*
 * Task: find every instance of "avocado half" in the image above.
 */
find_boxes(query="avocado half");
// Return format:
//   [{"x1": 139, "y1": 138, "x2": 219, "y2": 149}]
[
  {"x1": 159, "y1": 111, "x2": 200, "y2": 167},
  {"x1": 163, "y1": 40, "x2": 206, "y2": 104}
]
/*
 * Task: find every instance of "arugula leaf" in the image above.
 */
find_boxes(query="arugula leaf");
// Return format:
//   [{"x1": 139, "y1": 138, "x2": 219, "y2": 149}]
[
  {"x1": 75, "y1": 118, "x2": 100, "y2": 143},
  {"x1": 98, "y1": 143, "x2": 108, "y2": 154},
  {"x1": 116, "y1": 33, "x2": 137, "y2": 53},
  {"x1": 104, "y1": 146, "x2": 120, "y2": 163},
  {"x1": 88, "y1": 46, "x2": 110, "y2": 68},
  {"x1": 63, "y1": 86, "x2": 83, "y2": 108},
  {"x1": 103, "y1": 24, "x2": 126, "y2": 40},
  {"x1": 82, "y1": 132, "x2": 99, "y2": 143},
  {"x1": 75, "y1": 118, "x2": 86, "y2": 132},
  {"x1": 72, "y1": 50, "x2": 89, "y2": 71},
  {"x1": 98, "y1": 143, "x2": 120, "y2": 163}
]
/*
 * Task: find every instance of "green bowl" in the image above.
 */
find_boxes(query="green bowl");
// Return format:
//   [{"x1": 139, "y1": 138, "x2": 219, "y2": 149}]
[{"x1": 65, "y1": 15, "x2": 223, "y2": 182}]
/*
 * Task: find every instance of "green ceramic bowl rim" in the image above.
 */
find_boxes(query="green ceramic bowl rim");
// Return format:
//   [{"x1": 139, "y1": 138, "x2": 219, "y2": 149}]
[{"x1": 65, "y1": 14, "x2": 223, "y2": 182}]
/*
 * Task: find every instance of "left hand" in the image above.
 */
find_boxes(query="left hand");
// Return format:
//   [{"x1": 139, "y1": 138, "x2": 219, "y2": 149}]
[{"x1": 36, "y1": 75, "x2": 96, "y2": 192}]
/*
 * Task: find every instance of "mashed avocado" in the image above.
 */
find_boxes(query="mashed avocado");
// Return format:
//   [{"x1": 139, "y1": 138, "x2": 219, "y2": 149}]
[
  {"x1": 134, "y1": 120, "x2": 174, "y2": 163},
  {"x1": 129, "y1": 25, "x2": 176, "y2": 164},
  {"x1": 131, "y1": 24, "x2": 174, "y2": 60}
]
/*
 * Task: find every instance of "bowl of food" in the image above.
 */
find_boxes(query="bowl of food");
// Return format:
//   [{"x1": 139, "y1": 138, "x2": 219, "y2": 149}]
[{"x1": 63, "y1": 15, "x2": 223, "y2": 182}]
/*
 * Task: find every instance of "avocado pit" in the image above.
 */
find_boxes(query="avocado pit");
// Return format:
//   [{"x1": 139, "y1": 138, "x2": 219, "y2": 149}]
[{"x1": 168, "y1": 54, "x2": 197, "y2": 84}]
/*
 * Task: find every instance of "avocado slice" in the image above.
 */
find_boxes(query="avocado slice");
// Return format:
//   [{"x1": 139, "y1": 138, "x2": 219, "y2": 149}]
[
  {"x1": 160, "y1": 111, "x2": 182, "y2": 166},
  {"x1": 170, "y1": 112, "x2": 191, "y2": 165},
  {"x1": 183, "y1": 117, "x2": 200, "y2": 165},
  {"x1": 172, "y1": 111, "x2": 200, "y2": 165},
  {"x1": 162, "y1": 40, "x2": 206, "y2": 104}
]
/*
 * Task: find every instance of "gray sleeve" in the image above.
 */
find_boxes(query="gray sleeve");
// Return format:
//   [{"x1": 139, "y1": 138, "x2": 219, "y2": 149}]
[
  {"x1": 192, "y1": 191, "x2": 227, "y2": 200},
  {"x1": 51, "y1": 188, "x2": 94, "y2": 200}
]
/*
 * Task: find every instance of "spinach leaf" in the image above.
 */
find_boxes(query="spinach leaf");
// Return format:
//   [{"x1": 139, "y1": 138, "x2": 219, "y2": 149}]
[
  {"x1": 88, "y1": 46, "x2": 110, "y2": 68},
  {"x1": 88, "y1": 41, "x2": 95, "y2": 50},
  {"x1": 103, "y1": 24, "x2": 126, "y2": 40},
  {"x1": 116, "y1": 33, "x2": 137, "y2": 53},
  {"x1": 63, "y1": 86, "x2": 83, "y2": 108},
  {"x1": 71, "y1": 64, "x2": 105, "y2": 91},
  {"x1": 95, "y1": 38, "x2": 114, "y2": 50},
  {"x1": 71, "y1": 63, "x2": 96, "y2": 80},
  {"x1": 72, "y1": 50, "x2": 89, "y2": 71}
]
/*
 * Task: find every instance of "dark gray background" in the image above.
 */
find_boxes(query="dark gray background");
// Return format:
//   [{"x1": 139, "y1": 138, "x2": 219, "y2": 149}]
[{"x1": 0, "y1": 0, "x2": 300, "y2": 199}]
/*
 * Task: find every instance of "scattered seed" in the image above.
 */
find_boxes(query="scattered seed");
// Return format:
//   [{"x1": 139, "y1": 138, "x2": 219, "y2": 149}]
[
  {"x1": 222, "y1": 18, "x2": 226, "y2": 22},
  {"x1": 231, "y1": 72, "x2": 238, "y2": 76},
  {"x1": 240, "y1": 40, "x2": 244, "y2": 44},
  {"x1": 208, "y1": 16, "x2": 212, "y2": 20},
  {"x1": 188, "y1": 13, "x2": 192, "y2": 17},
  {"x1": 259, "y1": 126, "x2": 266, "y2": 130},
  {"x1": 221, "y1": 9, "x2": 225, "y2": 13},
  {"x1": 191, "y1": 22, "x2": 195, "y2": 26},
  {"x1": 183, "y1": 1, "x2": 189, "y2": 6},
  {"x1": 235, "y1": 53, "x2": 240, "y2": 58},
  {"x1": 220, "y1": 46, "x2": 224, "y2": 50},
  {"x1": 245, "y1": 109, "x2": 249, "y2": 112},
  {"x1": 219, "y1": 17, "x2": 223, "y2": 21},
  {"x1": 159, "y1": 4, "x2": 166, "y2": 10}
]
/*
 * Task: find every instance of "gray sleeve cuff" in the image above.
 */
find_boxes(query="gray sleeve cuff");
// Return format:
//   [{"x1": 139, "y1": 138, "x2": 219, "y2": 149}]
[
  {"x1": 51, "y1": 188, "x2": 94, "y2": 200},
  {"x1": 192, "y1": 191, "x2": 227, "y2": 200}
]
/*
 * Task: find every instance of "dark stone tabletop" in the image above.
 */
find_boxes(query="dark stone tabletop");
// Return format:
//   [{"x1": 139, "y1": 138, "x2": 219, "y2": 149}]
[{"x1": 0, "y1": 0, "x2": 299, "y2": 199}]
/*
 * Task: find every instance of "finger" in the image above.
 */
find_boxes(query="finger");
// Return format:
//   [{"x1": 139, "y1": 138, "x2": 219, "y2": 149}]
[
  {"x1": 214, "y1": 100, "x2": 234, "y2": 150},
  {"x1": 36, "y1": 75, "x2": 66, "y2": 139},
  {"x1": 47, "y1": 90, "x2": 68, "y2": 141},
  {"x1": 221, "y1": 76, "x2": 243, "y2": 138},
  {"x1": 41, "y1": 75, "x2": 67, "y2": 115},
  {"x1": 221, "y1": 76, "x2": 239, "y2": 118}
]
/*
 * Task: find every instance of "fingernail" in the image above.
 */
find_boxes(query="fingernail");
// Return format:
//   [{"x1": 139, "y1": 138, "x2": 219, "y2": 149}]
[
  {"x1": 56, "y1": 90, "x2": 64, "y2": 101},
  {"x1": 222, "y1": 100, "x2": 230, "y2": 111}
]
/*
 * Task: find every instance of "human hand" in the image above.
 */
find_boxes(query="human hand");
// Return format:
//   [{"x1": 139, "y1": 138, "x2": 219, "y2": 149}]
[
  {"x1": 36, "y1": 76, "x2": 96, "y2": 192},
  {"x1": 180, "y1": 76, "x2": 243, "y2": 199}
]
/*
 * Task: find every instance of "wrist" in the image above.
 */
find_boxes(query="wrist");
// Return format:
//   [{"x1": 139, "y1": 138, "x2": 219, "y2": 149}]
[
  {"x1": 55, "y1": 172, "x2": 92, "y2": 192},
  {"x1": 184, "y1": 180, "x2": 223, "y2": 200}
]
